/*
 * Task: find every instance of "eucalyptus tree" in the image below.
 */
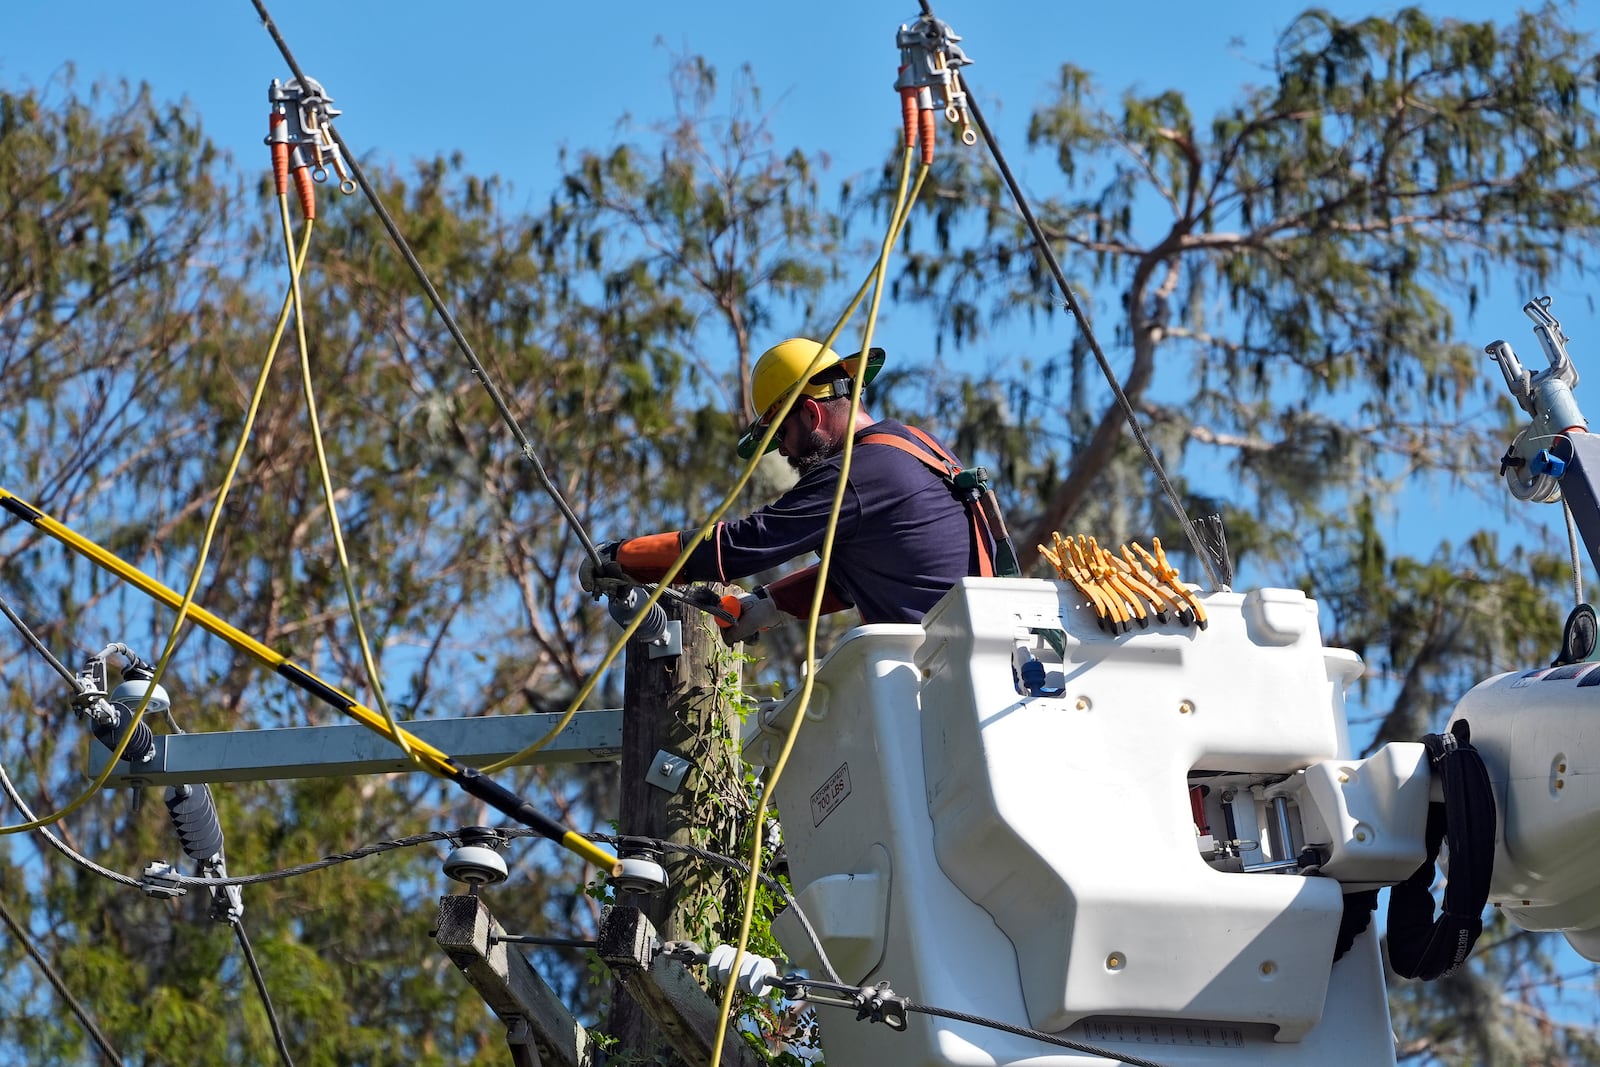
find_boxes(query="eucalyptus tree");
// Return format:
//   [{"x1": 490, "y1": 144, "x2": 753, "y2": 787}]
[{"x1": 0, "y1": 63, "x2": 843, "y2": 1062}]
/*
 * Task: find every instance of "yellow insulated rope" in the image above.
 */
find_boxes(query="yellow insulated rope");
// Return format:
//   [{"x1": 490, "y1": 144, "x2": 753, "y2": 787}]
[
  {"x1": 0, "y1": 486, "x2": 618, "y2": 875},
  {"x1": 710, "y1": 146, "x2": 925, "y2": 1067},
  {"x1": 275, "y1": 190, "x2": 420, "y2": 767}
]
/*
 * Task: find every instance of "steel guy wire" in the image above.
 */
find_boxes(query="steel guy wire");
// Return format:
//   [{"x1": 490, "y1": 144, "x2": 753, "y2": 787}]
[
  {"x1": 248, "y1": 0, "x2": 603, "y2": 568},
  {"x1": 0, "y1": 756, "x2": 142, "y2": 892},
  {"x1": 0, "y1": 893, "x2": 128, "y2": 1066},
  {"x1": 915, "y1": 1, "x2": 1223, "y2": 591},
  {"x1": 0, "y1": 587, "x2": 81, "y2": 689}
]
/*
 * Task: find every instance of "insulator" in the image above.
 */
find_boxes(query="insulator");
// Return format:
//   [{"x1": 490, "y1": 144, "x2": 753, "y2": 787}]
[
  {"x1": 166, "y1": 784, "x2": 225, "y2": 864},
  {"x1": 706, "y1": 943, "x2": 778, "y2": 996},
  {"x1": 92, "y1": 716, "x2": 156, "y2": 764},
  {"x1": 111, "y1": 679, "x2": 169, "y2": 717},
  {"x1": 608, "y1": 586, "x2": 669, "y2": 645}
]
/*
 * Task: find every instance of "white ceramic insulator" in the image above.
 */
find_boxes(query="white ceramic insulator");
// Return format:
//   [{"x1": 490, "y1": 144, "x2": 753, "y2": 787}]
[{"x1": 706, "y1": 943, "x2": 777, "y2": 996}]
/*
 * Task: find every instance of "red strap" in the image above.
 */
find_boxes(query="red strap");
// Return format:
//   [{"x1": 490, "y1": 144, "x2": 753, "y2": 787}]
[
  {"x1": 903, "y1": 424, "x2": 960, "y2": 466},
  {"x1": 971, "y1": 509, "x2": 995, "y2": 578}
]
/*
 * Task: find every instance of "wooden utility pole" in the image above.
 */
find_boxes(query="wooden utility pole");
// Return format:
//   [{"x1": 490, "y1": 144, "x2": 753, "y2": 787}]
[{"x1": 608, "y1": 591, "x2": 745, "y2": 1062}]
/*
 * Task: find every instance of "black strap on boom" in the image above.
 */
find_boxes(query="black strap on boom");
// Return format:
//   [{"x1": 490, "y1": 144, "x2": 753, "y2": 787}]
[{"x1": 1386, "y1": 719, "x2": 1496, "y2": 981}]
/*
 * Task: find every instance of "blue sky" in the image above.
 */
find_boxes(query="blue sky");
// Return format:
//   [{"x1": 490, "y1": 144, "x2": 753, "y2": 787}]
[
  {"x1": 6, "y1": 4, "x2": 1600, "y2": 1050},
  {"x1": 9, "y1": 1, "x2": 1589, "y2": 213},
  {"x1": 9, "y1": 1, "x2": 1600, "y2": 592}
]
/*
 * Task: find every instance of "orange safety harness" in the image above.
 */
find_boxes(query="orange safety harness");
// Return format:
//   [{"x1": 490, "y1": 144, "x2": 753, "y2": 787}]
[{"x1": 860, "y1": 426, "x2": 1007, "y2": 578}]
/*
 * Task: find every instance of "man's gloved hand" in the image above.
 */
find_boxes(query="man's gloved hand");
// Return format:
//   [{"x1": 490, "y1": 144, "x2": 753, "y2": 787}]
[
  {"x1": 578, "y1": 541, "x2": 629, "y2": 595},
  {"x1": 716, "y1": 587, "x2": 782, "y2": 645}
]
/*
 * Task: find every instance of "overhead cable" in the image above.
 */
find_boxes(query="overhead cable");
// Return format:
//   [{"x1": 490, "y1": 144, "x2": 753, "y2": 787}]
[
  {"x1": 908, "y1": 999, "x2": 1177, "y2": 1067},
  {"x1": 248, "y1": 0, "x2": 606, "y2": 571},
  {"x1": 0, "y1": 758, "x2": 142, "y2": 892},
  {"x1": 232, "y1": 916, "x2": 296, "y2": 1067},
  {"x1": 914, "y1": 1, "x2": 1222, "y2": 591},
  {"x1": 0, "y1": 488, "x2": 617, "y2": 875},
  {"x1": 0, "y1": 588, "x2": 80, "y2": 689},
  {"x1": 0, "y1": 894, "x2": 127, "y2": 1066}
]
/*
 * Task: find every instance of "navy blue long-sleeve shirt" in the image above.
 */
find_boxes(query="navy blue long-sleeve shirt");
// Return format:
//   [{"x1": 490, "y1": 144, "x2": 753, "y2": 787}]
[{"x1": 677, "y1": 419, "x2": 976, "y2": 624}]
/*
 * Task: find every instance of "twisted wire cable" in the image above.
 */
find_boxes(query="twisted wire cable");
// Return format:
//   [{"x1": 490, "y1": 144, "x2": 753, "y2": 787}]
[
  {"x1": 0, "y1": 894, "x2": 127, "y2": 1065},
  {"x1": 232, "y1": 916, "x2": 296, "y2": 1066}
]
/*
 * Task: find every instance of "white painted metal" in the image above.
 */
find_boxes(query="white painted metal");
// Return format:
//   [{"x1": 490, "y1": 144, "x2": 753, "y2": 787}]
[
  {"x1": 746, "y1": 578, "x2": 1422, "y2": 1066},
  {"x1": 1452, "y1": 664, "x2": 1600, "y2": 960}
]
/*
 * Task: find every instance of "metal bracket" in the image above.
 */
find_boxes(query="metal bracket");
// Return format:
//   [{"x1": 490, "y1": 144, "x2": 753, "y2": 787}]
[
  {"x1": 644, "y1": 750, "x2": 691, "y2": 794},
  {"x1": 646, "y1": 619, "x2": 682, "y2": 660},
  {"x1": 140, "y1": 861, "x2": 187, "y2": 899}
]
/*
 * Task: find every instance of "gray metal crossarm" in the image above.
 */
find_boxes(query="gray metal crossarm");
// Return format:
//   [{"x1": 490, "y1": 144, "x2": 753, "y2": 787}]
[{"x1": 88, "y1": 710, "x2": 622, "y2": 786}]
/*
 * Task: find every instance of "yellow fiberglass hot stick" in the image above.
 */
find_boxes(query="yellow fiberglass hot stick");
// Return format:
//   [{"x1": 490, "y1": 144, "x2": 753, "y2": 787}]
[
  {"x1": 0, "y1": 486, "x2": 619, "y2": 875},
  {"x1": 0, "y1": 226, "x2": 316, "y2": 837}
]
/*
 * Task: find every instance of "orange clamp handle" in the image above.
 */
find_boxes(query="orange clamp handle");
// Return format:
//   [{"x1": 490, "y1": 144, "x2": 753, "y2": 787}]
[
  {"x1": 270, "y1": 112, "x2": 290, "y2": 197},
  {"x1": 900, "y1": 84, "x2": 919, "y2": 149}
]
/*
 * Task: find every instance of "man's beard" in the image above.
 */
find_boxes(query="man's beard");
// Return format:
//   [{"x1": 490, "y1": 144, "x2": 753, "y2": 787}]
[{"x1": 787, "y1": 428, "x2": 834, "y2": 475}]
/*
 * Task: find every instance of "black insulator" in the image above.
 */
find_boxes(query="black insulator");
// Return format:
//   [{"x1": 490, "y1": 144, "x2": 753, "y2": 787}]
[
  {"x1": 166, "y1": 784, "x2": 225, "y2": 863},
  {"x1": 91, "y1": 716, "x2": 156, "y2": 764}
]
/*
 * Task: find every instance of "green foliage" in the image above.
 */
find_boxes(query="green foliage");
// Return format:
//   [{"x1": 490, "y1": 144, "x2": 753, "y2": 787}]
[{"x1": 5, "y1": 10, "x2": 1600, "y2": 1062}]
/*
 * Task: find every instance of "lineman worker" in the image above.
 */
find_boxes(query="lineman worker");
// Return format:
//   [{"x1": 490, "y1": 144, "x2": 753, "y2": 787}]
[{"x1": 581, "y1": 338, "x2": 997, "y2": 642}]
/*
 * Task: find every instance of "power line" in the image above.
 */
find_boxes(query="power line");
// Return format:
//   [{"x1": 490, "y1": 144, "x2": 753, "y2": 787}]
[
  {"x1": 232, "y1": 916, "x2": 296, "y2": 1067},
  {"x1": 915, "y1": 0, "x2": 1223, "y2": 590},
  {"x1": 247, "y1": 0, "x2": 602, "y2": 568},
  {"x1": 0, "y1": 893, "x2": 126, "y2": 1066}
]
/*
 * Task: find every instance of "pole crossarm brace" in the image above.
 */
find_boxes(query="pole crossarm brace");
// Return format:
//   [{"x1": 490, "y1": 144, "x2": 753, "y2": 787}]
[
  {"x1": 89, "y1": 710, "x2": 622, "y2": 787},
  {"x1": 435, "y1": 893, "x2": 597, "y2": 1067},
  {"x1": 597, "y1": 904, "x2": 766, "y2": 1067}
]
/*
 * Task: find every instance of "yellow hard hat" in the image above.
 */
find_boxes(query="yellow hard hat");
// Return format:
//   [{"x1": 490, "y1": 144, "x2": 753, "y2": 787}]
[{"x1": 736, "y1": 338, "x2": 886, "y2": 458}]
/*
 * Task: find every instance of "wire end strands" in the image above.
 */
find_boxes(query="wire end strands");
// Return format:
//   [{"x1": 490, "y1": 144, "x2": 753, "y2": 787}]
[{"x1": 1039, "y1": 533, "x2": 1208, "y2": 633}]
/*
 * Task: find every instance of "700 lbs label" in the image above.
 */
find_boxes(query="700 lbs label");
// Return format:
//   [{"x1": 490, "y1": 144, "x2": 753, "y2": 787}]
[{"x1": 810, "y1": 763, "x2": 851, "y2": 826}]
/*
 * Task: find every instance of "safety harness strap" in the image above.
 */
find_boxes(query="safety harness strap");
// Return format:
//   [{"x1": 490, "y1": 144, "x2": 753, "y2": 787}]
[
  {"x1": 1386, "y1": 718, "x2": 1496, "y2": 981},
  {"x1": 860, "y1": 429, "x2": 997, "y2": 578}
]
